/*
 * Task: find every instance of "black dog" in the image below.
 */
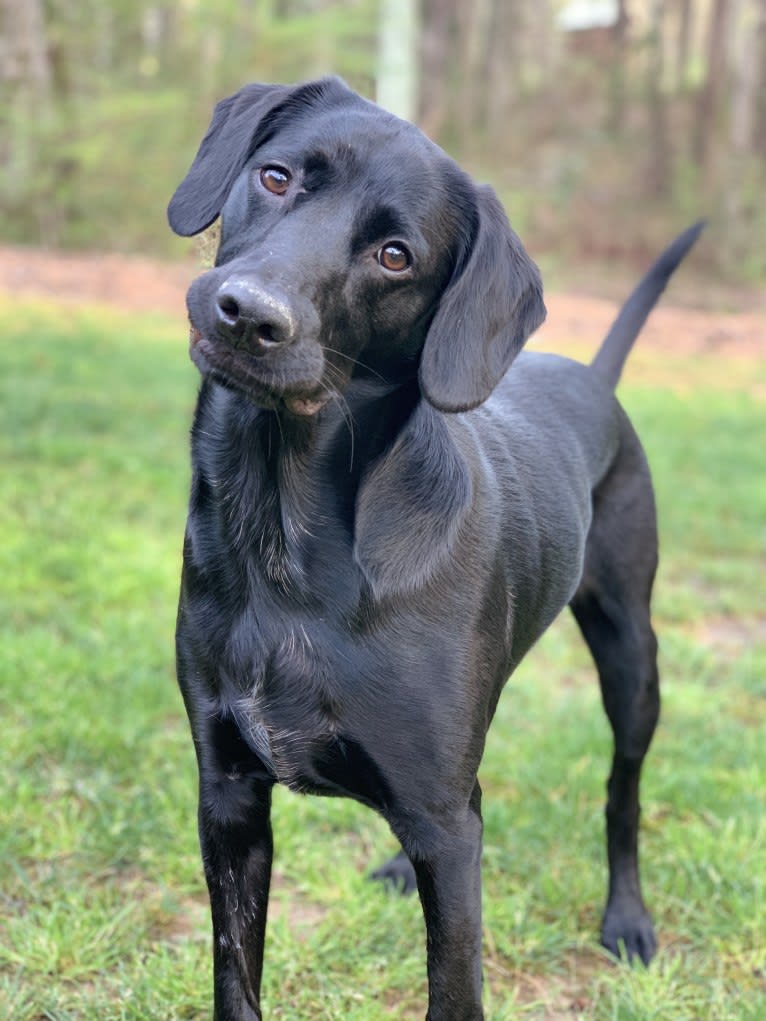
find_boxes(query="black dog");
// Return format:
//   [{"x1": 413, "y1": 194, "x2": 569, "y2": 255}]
[{"x1": 168, "y1": 77, "x2": 702, "y2": 1020}]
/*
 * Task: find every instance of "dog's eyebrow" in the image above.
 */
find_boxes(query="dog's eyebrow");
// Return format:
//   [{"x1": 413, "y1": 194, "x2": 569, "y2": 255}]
[
  {"x1": 351, "y1": 205, "x2": 410, "y2": 255},
  {"x1": 303, "y1": 151, "x2": 333, "y2": 185}
]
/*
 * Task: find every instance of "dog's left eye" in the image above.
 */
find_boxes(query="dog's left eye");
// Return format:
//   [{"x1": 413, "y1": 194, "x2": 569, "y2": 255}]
[
  {"x1": 260, "y1": 166, "x2": 291, "y2": 195},
  {"x1": 377, "y1": 243, "x2": 412, "y2": 273}
]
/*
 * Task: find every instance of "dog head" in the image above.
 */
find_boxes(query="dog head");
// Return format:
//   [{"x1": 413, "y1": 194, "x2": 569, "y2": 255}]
[{"x1": 169, "y1": 78, "x2": 545, "y2": 415}]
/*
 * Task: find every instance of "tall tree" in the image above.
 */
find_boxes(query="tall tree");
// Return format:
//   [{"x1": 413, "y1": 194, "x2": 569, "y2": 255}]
[
  {"x1": 455, "y1": 0, "x2": 493, "y2": 142},
  {"x1": 0, "y1": 0, "x2": 52, "y2": 102},
  {"x1": 729, "y1": 0, "x2": 760, "y2": 155},
  {"x1": 675, "y1": 0, "x2": 693, "y2": 91},
  {"x1": 646, "y1": 0, "x2": 671, "y2": 195},
  {"x1": 607, "y1": 0, "x2": 630, "y2": 136},
  {"x1": 418, "y1": 0, "x2": 457, "y2": 138},
  {"x1": 486, "y1": 0, "x2": 520, "y2": 143},
  {"x1": 755, "y1": 0, "x2": 766, "y2": 156},
  {"x1": 377, "y1": 0, "x2": 418, "y2": 120},
  {"x1": 693, "y1": 0, "x2": 732, "y2": 174}
]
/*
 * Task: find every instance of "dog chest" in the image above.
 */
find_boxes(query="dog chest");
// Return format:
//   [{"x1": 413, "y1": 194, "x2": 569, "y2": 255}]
[
  {"x1": 210, "y1": 604, "x2": 468, "y2": 812},
  {"x1": 217, "y1": 616, "x2": 389, "y2": 805}
]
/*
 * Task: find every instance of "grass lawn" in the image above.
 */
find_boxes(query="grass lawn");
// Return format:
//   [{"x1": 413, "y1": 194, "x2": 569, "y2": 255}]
[{"x1": 1, "y1": 296, "x2": 764, "y2": 1020}]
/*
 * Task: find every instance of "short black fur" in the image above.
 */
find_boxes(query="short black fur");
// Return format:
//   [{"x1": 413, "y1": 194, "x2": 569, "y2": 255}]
[{"x1": 168, "y1": 76, "x2": 702, "y2": 1020}]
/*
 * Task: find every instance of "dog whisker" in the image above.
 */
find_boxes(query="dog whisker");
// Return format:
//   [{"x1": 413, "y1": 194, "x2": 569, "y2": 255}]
[
  {"x1": 321, "y1": 344, "x2": 387, "y2": 382},
  {"x1": 318, "y1": 373, "x2": 356, "y2": 472}
]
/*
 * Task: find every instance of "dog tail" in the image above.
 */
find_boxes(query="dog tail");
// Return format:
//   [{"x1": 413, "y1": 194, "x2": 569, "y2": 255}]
[{"x1": 591, "y1": 220, "x2": 706, "y2": 389}]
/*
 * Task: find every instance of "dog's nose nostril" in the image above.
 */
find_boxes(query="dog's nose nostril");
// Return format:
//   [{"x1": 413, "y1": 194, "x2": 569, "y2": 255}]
[
  {"x1": 255, "y1": 323, "x2": 282, "y2": 350},
  {"x1": 217, "y1": 293, "x2": 241, "y2": 326},
  {"x1": 215, "y1": 279, "x2": 295, "y2": 353}
]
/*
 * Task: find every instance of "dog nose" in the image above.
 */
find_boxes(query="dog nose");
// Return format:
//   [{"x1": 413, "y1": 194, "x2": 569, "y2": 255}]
[{"x1": 215, "y1": 277, "x2": 296, "y2": 352}]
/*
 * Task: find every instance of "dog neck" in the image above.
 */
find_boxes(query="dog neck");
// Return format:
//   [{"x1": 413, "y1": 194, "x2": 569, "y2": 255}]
[{"x1": 189, "y1": 377, "x2": 424, "y2": 602}]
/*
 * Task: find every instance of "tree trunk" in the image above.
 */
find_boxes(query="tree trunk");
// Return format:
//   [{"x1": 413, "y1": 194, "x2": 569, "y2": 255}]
[
  {"x1": 693, "y1": 0, "x2": 731, "y2": 173},
  {"x1": 729, "y1": 0, "x2": 758, "y2": 154},
  {"x1": 675, "y1": 0, "x2": 693, "y2": 91},
  {"x1": 377, "y1": 0, "x2": 419, "y2": 121},
  {"x1": 755, "y1": 0, "x2": 766, "y2": 156},
  {"x1": 0, "y1": 0, "x2": 52, "y2": 100},
  {"x1": 607, "y1": 0, "x2": 630, "y2": 137},
  {"x1": 486, "y1": 0, "x2": 519, "y2": 145},
  {"x1": 455, "y1": 0, "x2": 494, "y2": 145},
  {"x1": 646, "y1": 0, "x2": 671, "y2": 196},
  {"x1": 419, "y1": 0, "x2": 458, "y2": 139}
]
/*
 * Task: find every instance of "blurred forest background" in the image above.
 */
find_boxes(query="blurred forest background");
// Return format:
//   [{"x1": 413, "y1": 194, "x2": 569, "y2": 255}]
[{"x1": 1, "y1": 0, "x2": 764, "y2": 282}]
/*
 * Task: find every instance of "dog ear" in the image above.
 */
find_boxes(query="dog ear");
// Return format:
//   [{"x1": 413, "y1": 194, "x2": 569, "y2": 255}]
[
  {"x1": 354, "y1": 402, "x2": 473, "y2": 600},
  {"x1": 419, "y1": 186, "x2": 546, "y2": 413},
  {"x1": 167, "y1": 83, "x2": 293, "y2": 237}
]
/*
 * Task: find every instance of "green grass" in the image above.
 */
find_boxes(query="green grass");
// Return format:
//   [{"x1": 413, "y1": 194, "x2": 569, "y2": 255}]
[{"x1": 1, "y1": 297, "x2": 764, "y2": 1020}]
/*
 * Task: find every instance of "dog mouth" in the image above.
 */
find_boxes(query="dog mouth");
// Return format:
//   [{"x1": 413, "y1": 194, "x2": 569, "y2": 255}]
[{"x1": 189, "y1": 324, "x2": 331, "y2": 416}]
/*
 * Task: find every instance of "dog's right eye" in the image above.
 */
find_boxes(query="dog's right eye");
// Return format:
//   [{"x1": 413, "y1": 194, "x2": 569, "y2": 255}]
[
  {"x1": 260, "y1": 166, "x2": 291, "y2": 195},
  {"x1": 377, "y1": 243, "x2": 412, "y2": 273}
]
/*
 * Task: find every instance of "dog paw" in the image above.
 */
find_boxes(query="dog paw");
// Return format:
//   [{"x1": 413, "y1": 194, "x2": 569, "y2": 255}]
[
  {"x1": 369, "y1": 850, "x2": 418, "y2": 895},
  {"x1": 601, "y1": 902, "x2": 657, "y2": 965}
]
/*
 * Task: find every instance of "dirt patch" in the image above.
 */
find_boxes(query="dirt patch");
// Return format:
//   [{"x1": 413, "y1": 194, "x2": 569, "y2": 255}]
[
  {"x1": 692, "y1": 614, "x2": 766, "y2": 659},
  {"x1": 0, "y1": 243, "x2": 197, "y2": 319},
  {"x1": 266, "y1": 871, "x2": 329, "y2": 937},
  {"x1": 485, "y1": 945, "x2": 606, "y2": 1019},
  {"x1": 1, "y1": 243, "x2": 764, "y2": 364},
  {"x1": 537, "y1": 292, "x2": 765, "y2": 363},
  {"x1": 152, "y1": 872, "x2": 328, "y2": 946}
]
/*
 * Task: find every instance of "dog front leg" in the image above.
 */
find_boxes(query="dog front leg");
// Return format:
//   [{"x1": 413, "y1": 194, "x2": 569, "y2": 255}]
[
  {"x1": 198, "y1": 755, "x2": 274, "y2": 1021},
  {"x1": 405, "y1": 790, "x2": 485, "y2": 1021}
]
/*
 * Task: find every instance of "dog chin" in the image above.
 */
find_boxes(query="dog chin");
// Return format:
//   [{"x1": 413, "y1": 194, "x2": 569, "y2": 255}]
[{"x1": 189, "y1": 325, "x2": 329, "y2": 416}]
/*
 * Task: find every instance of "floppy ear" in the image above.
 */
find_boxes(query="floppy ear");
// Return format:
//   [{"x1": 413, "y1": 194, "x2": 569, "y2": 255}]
[
  {"x1": 167, "y1": 82, "x2": 293, "y2": 237},
  {"x1": 419, "y1": 185, "x2": 546, "y2": 413},
  {"x1": 354, "y1": 402, "x2": 472, "y2": 600}
]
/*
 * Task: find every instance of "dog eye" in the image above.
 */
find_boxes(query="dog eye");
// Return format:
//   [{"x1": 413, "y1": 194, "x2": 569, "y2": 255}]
[
  {"x1": 377, "y1": 243, "x2": 411, "y2": 273},
  {"x1": 260, "y1": 166, "x2": 291, "y2": 195}
]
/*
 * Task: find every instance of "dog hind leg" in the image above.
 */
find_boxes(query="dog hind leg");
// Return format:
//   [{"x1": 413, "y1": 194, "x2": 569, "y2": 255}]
[
  {"x1": 369, "y1": 848, "x2": 418, "y2": 893},
  {"x1": 570, "y1": 414, "x2": 661, "y2": 965}
]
